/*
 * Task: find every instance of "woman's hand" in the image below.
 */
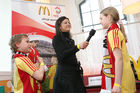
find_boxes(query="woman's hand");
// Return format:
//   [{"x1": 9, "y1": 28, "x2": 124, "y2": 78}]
[{"x1": 79, "y1": 41, "x2": 89, "y2": 49}]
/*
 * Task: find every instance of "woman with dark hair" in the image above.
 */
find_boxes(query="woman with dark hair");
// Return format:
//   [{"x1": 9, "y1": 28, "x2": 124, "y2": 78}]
[{"x1": 52, "y1": 16, "x2": 88, "y2": 93}]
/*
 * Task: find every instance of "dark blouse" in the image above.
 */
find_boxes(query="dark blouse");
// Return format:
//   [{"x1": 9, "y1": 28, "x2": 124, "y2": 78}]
[
  {"x1": 52, "y1": 32, "x2": 79, "y2": 66},
  {"x1": 52, "y1": 32, "x2": 86, "y2": 93}
]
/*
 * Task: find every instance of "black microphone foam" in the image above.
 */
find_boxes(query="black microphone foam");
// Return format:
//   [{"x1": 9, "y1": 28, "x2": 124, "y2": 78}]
[{"x1": 86, "y1": 29, "x2": 96, "y2": 42}]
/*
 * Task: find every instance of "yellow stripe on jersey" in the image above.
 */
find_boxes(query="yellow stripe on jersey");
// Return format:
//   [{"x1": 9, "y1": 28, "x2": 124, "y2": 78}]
[
  {"x1": 48, "y1": 64, "x2": 57, "y2": 89},
  {"x1": 30, "y1": 76, "x2": 34, "y2": 91},
  {"x1": 14, "y1": 64, "x2": 24, "y2": 93}
]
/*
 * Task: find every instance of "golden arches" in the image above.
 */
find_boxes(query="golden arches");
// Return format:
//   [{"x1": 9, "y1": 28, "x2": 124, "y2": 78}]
[
  {"x1": 38, "y1": 6, "x2": 50, "y2": 16},
  {"x1": 103, "y1": 55, "x2": 115, "y2": 78},
  {"x1": 130, "y1": 56, "x2": 140, "y2": 80},
  {"x1": 103, "y1": 63, "x2": 115, "y2": 78}
]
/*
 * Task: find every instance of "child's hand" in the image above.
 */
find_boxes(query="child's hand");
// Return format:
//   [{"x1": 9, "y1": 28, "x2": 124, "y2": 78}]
[
  {"x1": 37, "y1": 56, "x2": 44, "y2": 63},
  {"x1": 34, "y1": 62, "x2": 40, "y2": 68},
  {"x1": 111, "y1": 86, "x2": 121, "y2": 93}
]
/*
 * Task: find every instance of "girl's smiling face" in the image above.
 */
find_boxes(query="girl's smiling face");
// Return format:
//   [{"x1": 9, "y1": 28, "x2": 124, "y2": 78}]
[{"x1": 60, "y1": 19, "x2": 71, "y2": 32}]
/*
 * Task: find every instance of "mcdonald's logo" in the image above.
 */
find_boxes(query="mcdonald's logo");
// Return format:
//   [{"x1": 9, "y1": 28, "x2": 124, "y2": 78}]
[
  {"x1": 103, "y1": 55, "x2": 115, "y2": 78},
  {"x1": 130, "y1": 56, "x2": 140, "y2": 80},
  {"x1": 38, "y1": 6, "x2": 50, "y2": 16},
  {"x1": 103, "y1": 63, "x2": 115, "y2": 78}
]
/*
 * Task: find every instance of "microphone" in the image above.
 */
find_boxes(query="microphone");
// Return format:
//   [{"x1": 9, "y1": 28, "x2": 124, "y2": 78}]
[{"x1": 86, "y1": 29, "x2": 96, "y2": 42}]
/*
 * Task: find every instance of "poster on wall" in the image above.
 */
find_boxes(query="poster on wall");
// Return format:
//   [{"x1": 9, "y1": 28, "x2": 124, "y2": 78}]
[{"x1": 12, "y1": 1, "x2": 65, "y2": 65}]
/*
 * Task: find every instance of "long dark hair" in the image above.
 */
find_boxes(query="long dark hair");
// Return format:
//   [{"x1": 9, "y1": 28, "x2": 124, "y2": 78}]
[{"x1": 55, "y1": 16, "x2": 71, "y2": 38}]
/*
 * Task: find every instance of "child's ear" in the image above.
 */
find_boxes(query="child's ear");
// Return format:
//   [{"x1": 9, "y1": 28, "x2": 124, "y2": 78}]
[
  {"x1": 107, "y1": 15, "x2": 112, "y2": 22},
  {"x1": 16, "y1": 42, "x2": 20, "y2": 48}
]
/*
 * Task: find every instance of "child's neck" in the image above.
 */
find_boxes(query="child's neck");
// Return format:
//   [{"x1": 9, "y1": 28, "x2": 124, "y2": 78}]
[
  {"x1": 13, "y1": 51, "x2": 28, "y2": 58},
  {"x1": 16, "y1": 51, "x2": 28, "y2": 56},
  {"x1": 107, "y1": 23, "x2": 113, "y2": 29}
]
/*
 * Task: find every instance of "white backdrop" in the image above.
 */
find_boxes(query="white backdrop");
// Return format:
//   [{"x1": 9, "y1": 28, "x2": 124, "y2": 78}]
[{"x1": 0, "y1": 0, "x2": 11, "y2": 72}]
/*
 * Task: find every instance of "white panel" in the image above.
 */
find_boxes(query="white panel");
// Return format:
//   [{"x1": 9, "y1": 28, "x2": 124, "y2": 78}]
[{"x1": 0, "y1": 0, "x2": 12, "y2": 71}]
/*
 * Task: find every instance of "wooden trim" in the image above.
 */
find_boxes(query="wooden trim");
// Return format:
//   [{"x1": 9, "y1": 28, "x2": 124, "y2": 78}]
[{"x1": 0, "y1": 72, "x2": 12, "y2": 80}]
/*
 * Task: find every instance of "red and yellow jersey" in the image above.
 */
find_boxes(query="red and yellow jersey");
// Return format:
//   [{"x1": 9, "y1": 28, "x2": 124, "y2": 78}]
[
  {"x1": 47, "y1": 64, "x2": 57, "y2": 89},
  {"x1": 28, "y1": 47, "x2": 44, "y2": 93},
  {"x1": 108, "y1": 26, "x2": 136, "y2": 93},
  {"x1": 28, "y1": 47, "x2": 40, "y2": 64},
  {"x1": 14, "y1": 56, "x2": 41, "y2": 93},
  {"x1": 101, "y1": 24, "x2": 136, "y2": 93}
]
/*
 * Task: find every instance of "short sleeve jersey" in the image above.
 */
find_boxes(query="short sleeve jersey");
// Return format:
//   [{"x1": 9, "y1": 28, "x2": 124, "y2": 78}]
[
  {"x1": 107, "y1": 27, "x2": 136, "y2": 93},
  {"x1": 14, "y1": 56, "x2": 39, "y2": 93}
]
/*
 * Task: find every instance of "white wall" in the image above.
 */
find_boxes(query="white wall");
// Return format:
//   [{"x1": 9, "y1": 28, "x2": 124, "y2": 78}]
[
  {"x1": 0, "y1": 0, "x2": 12, "y2": 72},
  {"x1": 50, "y1": 0, "x2": 140, "y2": 75},
  {"x1": 2, "y1": 0, "x2": 139, "y2": 76},
  {"x1": 50, "y1": 0, "x2": 102, "y2": 75}
]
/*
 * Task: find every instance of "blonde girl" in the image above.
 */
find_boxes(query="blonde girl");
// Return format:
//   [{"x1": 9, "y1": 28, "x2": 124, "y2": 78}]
[{"x1": 100, "y1": 7, "x2": 136, "y2": 93}]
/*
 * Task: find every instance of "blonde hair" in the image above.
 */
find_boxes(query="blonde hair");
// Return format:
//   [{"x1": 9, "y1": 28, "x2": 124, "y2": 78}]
[
  {"x1": 9, "y1": 34, "x2": 28, "y2": 53},
  {"x1": 100, "y1": 7, "x2": 127, "y2": 42},
  {"x1": 51, "y1": 56, "x2": 58, "y2": 65}
]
